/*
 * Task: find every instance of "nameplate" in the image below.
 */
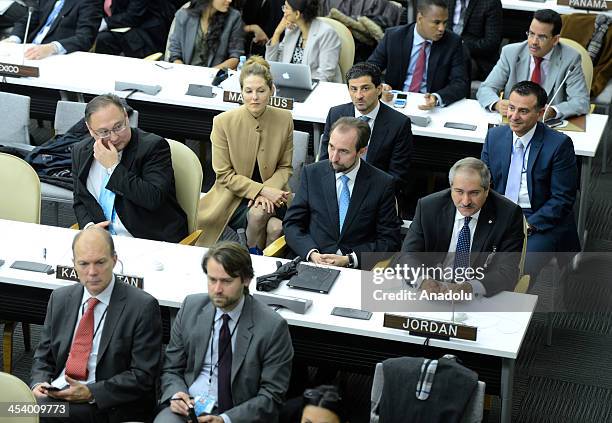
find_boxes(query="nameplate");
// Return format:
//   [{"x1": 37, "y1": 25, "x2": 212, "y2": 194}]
[
  {"x1": 557, "y1": 0, "x2": 610, "y2": 10},
  {"x1": 56, "y1": 265, "x2": 144, "y2": 289},
  {"x1": 223, "y1": 91, "x2": 294, "y2": 110},
  {"x1": 0, "y1": 62, "x2": 39, "y2": 78},
  {"x1": 383, "y1": 313, "x2": 477, "y2": 341}
]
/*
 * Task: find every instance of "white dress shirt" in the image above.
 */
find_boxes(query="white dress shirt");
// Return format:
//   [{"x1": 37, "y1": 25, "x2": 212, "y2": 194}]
[
  {"x1": 51, "y1": 277, "x2": 115, "y2": 388},
  {"x1": 85, "y1": 152, "x2": 133, "y2": 237},
  {"x1": 512, "y1": 123, "x2": 537, "y2": 209},
  {"x1": 189, "y1": 296, "x2": 245, "y2": 423}
]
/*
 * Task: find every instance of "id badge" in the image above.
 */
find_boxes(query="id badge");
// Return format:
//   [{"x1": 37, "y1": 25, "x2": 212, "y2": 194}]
[{"x1": 194, "y1": 395, "x2": 216, "y2": 416}]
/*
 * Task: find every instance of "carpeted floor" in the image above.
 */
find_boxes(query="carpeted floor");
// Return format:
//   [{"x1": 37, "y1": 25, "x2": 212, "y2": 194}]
[{"x1": 2, "y1": 118, "x2": 611, "y2": 422}]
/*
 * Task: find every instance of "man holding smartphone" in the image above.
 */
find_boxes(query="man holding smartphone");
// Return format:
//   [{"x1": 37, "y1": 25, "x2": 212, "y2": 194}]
[
  {"x1": 31, "y1": 227, "x2": 162, "y2": 422},
  {"x1": 72, "y1": 93, "x2": 188, "y2": 243}
]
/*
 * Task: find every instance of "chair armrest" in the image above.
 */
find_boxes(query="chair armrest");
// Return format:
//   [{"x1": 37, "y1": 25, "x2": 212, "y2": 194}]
[
  {"x1": 179, "y1": 230, "x2": 202, "y2": 246},
  {"x1": 144, "y1": 52, "x2": 163, "y2": 61},
  {"x1": 263, "y1": 235, "x2": 286, "y2": 257}
]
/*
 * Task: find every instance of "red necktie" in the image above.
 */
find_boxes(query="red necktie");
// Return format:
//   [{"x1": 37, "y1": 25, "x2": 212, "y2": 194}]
[
  {"x1": 65, "y1": 298, "x2": 100, "y2": 381},
  {"x1": 103, "y1": 0, "x2": 112, "y2": 17},
  {"x1": 531, "y1": 56, "x2": 543, "y2": 85},
  {"x1": 409, "y1": 41, "x2": 429, "y2": 93}
]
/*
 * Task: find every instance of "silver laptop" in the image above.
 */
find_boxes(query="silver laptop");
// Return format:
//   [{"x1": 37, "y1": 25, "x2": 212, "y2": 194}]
[{"x1": 269, "y1": 62, "x2": 317, "y2": 90}]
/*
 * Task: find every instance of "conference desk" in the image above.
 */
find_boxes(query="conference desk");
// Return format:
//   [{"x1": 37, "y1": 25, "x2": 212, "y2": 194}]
[
  {"x1": 0, "y1": 219, "x2": 537, "y2": 422},
  {"x1": 0, "y1": 44, "x2": 607, "y2": 238},
  {"x1": 502, "y1": 0, "x2": 611, "y2": 14}
]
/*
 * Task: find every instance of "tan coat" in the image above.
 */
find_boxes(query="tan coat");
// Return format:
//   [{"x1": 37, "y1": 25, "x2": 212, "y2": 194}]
[{"x1": 197, "y1": 105, "x2": 294, "y2": 246}]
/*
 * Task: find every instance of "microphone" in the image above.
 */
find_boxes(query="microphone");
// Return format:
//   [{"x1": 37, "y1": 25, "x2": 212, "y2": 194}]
[
  {"x1": 21, "y1": 7, "x2": 34, "y2": 65},
  {"x1": 542, "y1": 64, "x2": 575, "y2": 123}
]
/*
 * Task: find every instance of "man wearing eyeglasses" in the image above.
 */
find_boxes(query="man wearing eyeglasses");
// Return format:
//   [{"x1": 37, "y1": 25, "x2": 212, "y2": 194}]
[
  {"x1": 482, "y1": 81, "x2": 580, "y2": 284},
  {"x1": 72, "y1": 93, "x2": 188, "y2": 242},
  {"x1": 477, "y1": 9, "x2": 589, "y2": 120}
]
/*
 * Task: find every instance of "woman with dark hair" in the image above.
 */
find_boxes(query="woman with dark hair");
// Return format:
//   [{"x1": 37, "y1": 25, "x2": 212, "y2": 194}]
[
  {"x1": 265, "y1": 0, "x2": 342, "y2": 82},
  {"x1": 197, "y1": 56, "x2": 293, "y2": 252},
  {"x1": 301, "y1": 385, "x2": 348, "y2": 423},
  {"x1": 167, "y1": 0, "x2": 245, "y2": 69}
]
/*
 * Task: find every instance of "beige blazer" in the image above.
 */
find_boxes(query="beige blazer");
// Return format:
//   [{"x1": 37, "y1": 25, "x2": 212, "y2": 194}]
[{"x1": 197, "y1": 105, "x2": 294, "y2": 246}]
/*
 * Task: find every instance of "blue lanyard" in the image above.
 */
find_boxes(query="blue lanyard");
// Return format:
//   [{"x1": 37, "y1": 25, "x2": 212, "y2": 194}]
[{"x1": 515, "y1": 139, "x2": 532, "y2": 174}]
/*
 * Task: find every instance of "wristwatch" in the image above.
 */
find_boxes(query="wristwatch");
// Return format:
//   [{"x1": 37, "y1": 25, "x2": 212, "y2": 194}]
[{"x1": 347, "y1": 253, "x2": 355, "y2": 268}]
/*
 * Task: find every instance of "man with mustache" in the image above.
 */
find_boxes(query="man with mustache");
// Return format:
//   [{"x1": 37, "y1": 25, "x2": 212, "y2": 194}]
[
  {"x1": 394, "y1": 157, "x2": 524, "y2": 297},
  {"x1": 477, "y1": 8, "x2": 589, "y2": 120},
  {"x1": 367, "y1": 0, "x2": 469, "y2": 110},
  {"x1": 482, "y1": 81, "x2": 580, "y2": 284},
  {"x1": 284, "y1": 116, "x2": 401, "y2": 269},
  {"x1": 156, "y1": 241, "x2": 293, "y2": 423}
]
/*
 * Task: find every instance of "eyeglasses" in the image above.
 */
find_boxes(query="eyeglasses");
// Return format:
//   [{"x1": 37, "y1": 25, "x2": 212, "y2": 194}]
[
  {"x1": 281, "y1": 4, "x2": 289, "y2": 11},
  {"x1": 526, "y1": 31, "x2": 550, "y2": 43},
  {"x1": 91, "y1": 119, "x2": 128, "y2": 139}
]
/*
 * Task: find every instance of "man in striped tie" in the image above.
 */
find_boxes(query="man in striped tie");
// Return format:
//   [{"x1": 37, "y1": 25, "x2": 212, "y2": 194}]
[
  {"x1": 30, "y1": 227, "x2": 162, "y2": 422},
  {"x1": 395, "y1": 158, "x2": 524, "y2": 297}
]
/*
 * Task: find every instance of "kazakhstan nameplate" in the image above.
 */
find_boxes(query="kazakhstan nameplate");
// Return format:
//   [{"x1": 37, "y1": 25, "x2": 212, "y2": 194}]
[
  {"x1": 384, "y1": 313, "x2": 477, "y2": 341},
  {"x1": 56, "y1": 265, "x2": 144, "y2": 289}
]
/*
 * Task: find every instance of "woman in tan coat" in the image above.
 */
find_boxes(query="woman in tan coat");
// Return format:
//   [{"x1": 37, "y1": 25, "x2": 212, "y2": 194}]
[{"x1": 197, "y1": 56, "x2": 294, "y2": 251}]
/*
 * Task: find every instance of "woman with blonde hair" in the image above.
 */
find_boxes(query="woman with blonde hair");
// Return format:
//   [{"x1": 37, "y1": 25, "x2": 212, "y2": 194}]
[{"x1": 197, "y1": 55, "x2": 293, "y2": 253}]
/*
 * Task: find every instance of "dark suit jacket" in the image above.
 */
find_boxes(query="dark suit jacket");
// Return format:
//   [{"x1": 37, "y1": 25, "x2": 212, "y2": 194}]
[
  {"x1": 481, "y1": 122, "x2": 580, "y2": 251},
  {"x1": 396, "y1": 188, "x2": 524, "y2": 296},
  {"x1": 72, "y1": 128, "x2": 188, "y2": 243},
  {"x1": 319, "y1": 102, "x2": 413, "y2": 190},
  {"x1": 446, "y1": 0, "x2": 503, "y2": 77},
  {"x1": 160, "y1": 294, "x2": 294, "y2": 423},
  {"x1": 12, "y1": 0, "x2": 101, "y2": 52},
  {"x1": 105, "y1": 0, "x2": 168, "y2": 53},
  {"x1": 283, "y1": 160, "x2": 402, "y2": 266},
  {"x1": 367, "y1": 23, "x2": 468, "y2": 106},
  {"x1": 30, "y1": 281, "x2": 162, "y2": 421}
]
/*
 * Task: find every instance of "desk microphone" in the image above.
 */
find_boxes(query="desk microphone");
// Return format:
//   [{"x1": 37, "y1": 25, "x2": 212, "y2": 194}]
[
  {"x1": 542, "y1": 64, "x2": 575, "y2": 123},
  {"x1": 21, "y1": 7, "x2": 34, "y2": 65}
]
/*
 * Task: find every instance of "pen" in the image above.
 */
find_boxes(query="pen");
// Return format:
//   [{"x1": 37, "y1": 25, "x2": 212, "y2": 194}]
[
  {"x1": 170, "y1": 397, "x2": 194, "y2": 401},
  {"x1": 43, "y1": 248, "x2": 47, "y2": 260}
]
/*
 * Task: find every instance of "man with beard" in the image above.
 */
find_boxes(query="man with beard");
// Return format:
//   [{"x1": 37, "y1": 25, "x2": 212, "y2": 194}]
[
  {"x1": 284, "y1": 117, "x2": 401, "y2": 269},
  {"x1": 156, "y1": 241, "x2": 294, "y2": 423}
]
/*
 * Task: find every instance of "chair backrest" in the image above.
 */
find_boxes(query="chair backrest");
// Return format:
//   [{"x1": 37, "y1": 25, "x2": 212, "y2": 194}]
[
  {"x1": 560, "y1": 37, "x2": 593, "y2": 92},
  {"x1": 0, "y1": 153, "x2": 41, "y2": 224},
  {"x1": 319, "y1": 17, "x2": 355, "y2": 82},
  {"x1": 514, "y1": 215, "x2": 530, "y2": 293},
  {"x1": 167, "y1": 139, "x2": 203, "y2": 234},
  {"x1": 371, "y1": 362, "x2": 485, "y2": 423},
  {"x1": 289, "y1": 130, "x2": 309, "y2": 192},
  {"x1": 0, "y1": 92, "x2": 30, "y2": 145},
  {"x1": 54, "y1": 101, "x2": 140, "y2": 135},
  {"x1": 0, "y1": 372, "x2": 39, "y2": 423}
]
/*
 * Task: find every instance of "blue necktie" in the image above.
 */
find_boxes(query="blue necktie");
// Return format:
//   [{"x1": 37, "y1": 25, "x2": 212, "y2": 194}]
[
  {"x1": 338, "y1": 175, "x2": 350, "y2": 232},
  {"x1": 357, "y1": 115, "x2": 371, "y2": 160},
  {"x1": 32, "y1": 0, "x2": 65, "y2": 44},
  {"x1": 98, "y1": 172, "x2": 116, "y2": 235},
  {"x1": 504, "y1": 138, "x2": 524, "y2": 204},
  {"x1": 454, "y1": 216, "x2": 472, "y2": 269}
]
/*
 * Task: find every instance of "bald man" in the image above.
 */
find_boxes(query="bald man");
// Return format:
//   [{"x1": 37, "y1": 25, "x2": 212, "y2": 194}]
[{"x1": 30, "y1": 227, "x2": 162, "y2": 422}]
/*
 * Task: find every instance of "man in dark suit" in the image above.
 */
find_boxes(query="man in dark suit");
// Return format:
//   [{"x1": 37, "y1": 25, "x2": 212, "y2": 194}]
[
  {"x1": 72, "y1": 93, "x2": 188, "y2": 243},
  {"x1": 95, "y1": 0, "x2": 170, "y2": 58},
  {"x1": 319, "y1": 62, "x2": 413, "y2": 192},
  {"x1": 155, "y1": 242, "x2": 293, "y2": 423},
  {"x1": 2, "y1": 0, "x2": 100, "y2": 59},
  {"x1": 481, "y1": 81, "x2": 580, "y2": 280},
  {"x1": 31, "y1": 227, "x2": 162, "y2": 422},
  {"x1": 445, "y1": 0, "x2": 503, "y2": 80},
  {"x1": 367, "y1": 0, "x2": 468, "y2": 109},
  {"x1": 395, "y1": 157, "x2": 524, "y2": 297},
  {"x1": 284, "y1": 117, "x2": 402, "y2": 269}
]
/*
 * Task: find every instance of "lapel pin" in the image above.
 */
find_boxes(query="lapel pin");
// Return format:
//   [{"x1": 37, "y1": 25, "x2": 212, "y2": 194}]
[{"x1": 488, "y1": 220, "x2": 493, "y2": 224}]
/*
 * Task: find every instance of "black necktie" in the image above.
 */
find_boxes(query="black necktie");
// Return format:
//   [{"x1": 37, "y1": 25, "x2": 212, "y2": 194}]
[{"x1": 217, "y1": 314, "x2": 233, "y2": 412}]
